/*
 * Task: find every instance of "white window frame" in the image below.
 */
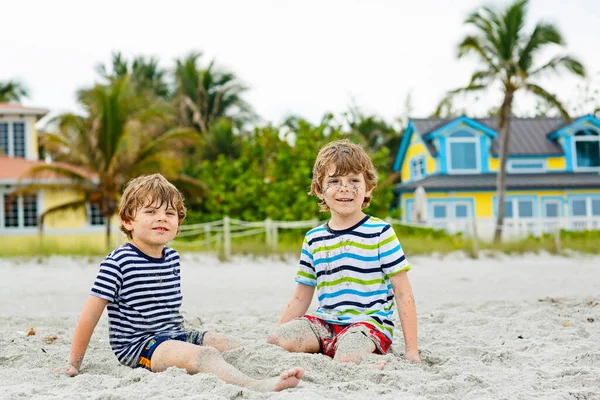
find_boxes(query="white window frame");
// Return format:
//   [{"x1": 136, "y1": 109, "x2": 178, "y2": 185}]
[
  {"x1": 86, "y1": 202, "x2": 106, "y2": 226},
  {"x1": 572, "y1": 129, "x2": 600, "y2": 171},
  {"x1": 0, "y1": 118, "x2": 32, "y2": 159},
  {"x1": 570, "y1": 196, "x2": 600, "y2": 217},
  {"x1": 1, "y1": 193, "x2": 40, "y2": 229},
  {"x1": 507, "y1": 159, "x2": 547, "y2": 173},
  {"x1": 446, "y1": 131, "x2": 481, "y2": 174},
  {"x1": 431, "y1": 201, "x2": 472, "y2": 220},
  {"x1": 503, "y1": 198, "x2": 536, "y2": 219},
  {"x1": 410, "y1": 155, "x2": 426, "y2": 180},
  {"x1": 542, "y1": 199, "x2": 561, "y2": 218},
  {"x1": 453, "y1": 201, "x2": 471, "y2": 219}
]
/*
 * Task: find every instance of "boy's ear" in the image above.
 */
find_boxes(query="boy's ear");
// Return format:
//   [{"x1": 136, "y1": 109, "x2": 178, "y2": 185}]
[
  {"x1": 121, "y1": 219, "x2": 133, "y2": 232},
  {"x1": 312, "y1": 182, "x2": 324, "y2": 200}
]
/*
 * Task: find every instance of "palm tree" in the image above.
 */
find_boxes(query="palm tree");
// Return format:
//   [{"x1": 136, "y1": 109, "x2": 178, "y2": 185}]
[
  {"x1": 96, "y1": 52, "x2": 170, "y2": 99},
  {"x1": 436, "y1": 0, "x2": 585, "y2": 242},
  {"x1": 19, "y1": 77, "x2": 205, "y2": 248},
  {"x1": 173, "y1": 52, "x2": 255, "y2": 134},
  {"x1": 0, "y1": 80, "x2": 29, "y2": 103}
]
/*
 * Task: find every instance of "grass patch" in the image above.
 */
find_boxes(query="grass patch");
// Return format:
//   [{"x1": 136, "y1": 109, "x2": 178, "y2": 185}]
[
  {"x1": 0, "y1": 234, "x2": 122, "y2": 258},
  {"x1": 1, "y1": 228, "x2": 599, "y2": 258}
]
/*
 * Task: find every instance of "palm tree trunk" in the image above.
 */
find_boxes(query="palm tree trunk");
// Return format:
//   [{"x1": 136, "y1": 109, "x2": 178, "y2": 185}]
[
  {"x1": 493, "y1": 90, "x2": 514, "y2": 242},
  {"x1": 106, "y1": 216, "x2": 112, "y2": 250}
]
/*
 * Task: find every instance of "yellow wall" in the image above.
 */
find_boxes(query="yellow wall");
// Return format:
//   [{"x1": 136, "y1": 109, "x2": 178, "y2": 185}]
[
  {"x1": 43, "y1": 189, "x2": 88, "y2": 229},
  {"x1": 42, "y1": 189, "x2": 119, "y2": 229},
  {"x1": 547, "y1": 157, "x2": 566, "y2": 170},
  {"x1": 488, "y1": 157, "x2": 566, "y2": 172},
  {"x1": 30, "y1": 119, "x2": 38, "y2": 159},
  {"x1": 400, "y1": 134, "x2": 437, "y2": 181}
]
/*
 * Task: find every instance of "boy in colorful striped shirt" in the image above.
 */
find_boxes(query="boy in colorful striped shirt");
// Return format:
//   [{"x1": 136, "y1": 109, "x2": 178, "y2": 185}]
[
  {"x1": 267, "y1": 140, "x2": 420, "y2": 366},
  {"x1": 58, "y1": 174, "x2": 304, "y2": 392}
]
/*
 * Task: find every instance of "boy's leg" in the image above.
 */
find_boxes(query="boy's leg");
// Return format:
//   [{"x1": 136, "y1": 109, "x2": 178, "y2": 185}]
[
  {"x1": 266, "y1": 318, "x2": 321, "y2": 353},
  {"x1": 202, "y1": 331, "x2": 245, "y2": 352},
  {"x1": 150, "y1": 340, "x2": 304, "y2": 392}
]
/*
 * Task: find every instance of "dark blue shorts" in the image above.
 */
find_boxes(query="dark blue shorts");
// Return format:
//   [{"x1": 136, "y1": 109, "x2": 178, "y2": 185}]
[{"x1": 138, "y1": 330, "x2": 207, "y2": 370}]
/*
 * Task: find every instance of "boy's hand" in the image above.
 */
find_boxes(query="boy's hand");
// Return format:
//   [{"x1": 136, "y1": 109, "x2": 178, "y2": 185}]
[
  {"x1": 54, "y1": 363, "x2": 79, "y2": 377},
  {"x1": 404, "y1": 350, "x2": 421, "y2": 364}
]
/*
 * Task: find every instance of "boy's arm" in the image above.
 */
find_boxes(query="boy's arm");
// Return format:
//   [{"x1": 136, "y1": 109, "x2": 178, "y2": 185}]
[
  {"x1": 390, "y1": 271, "x2": 421, "y2": 363},
  {"x1": 277, "y1": 283, "x2": 315, "y2": 326},
  {"x1": 64, "y1": 295, "x2": 109, "y2": 376}
]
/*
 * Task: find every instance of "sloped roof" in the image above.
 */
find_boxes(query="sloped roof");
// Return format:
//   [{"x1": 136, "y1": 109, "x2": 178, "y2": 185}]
[
  {"x1": 0, "y1": 156, "x2": 96, "y2": 182},
  {"x1": 411, "y1": 117, "x2": 569, "y2": 156},
  {"x1": 395, "y1": 172, "x2": 600, "y2": 193},
  {"x1": 0, "y1": 103, "x2": 49, "y2": 119}
]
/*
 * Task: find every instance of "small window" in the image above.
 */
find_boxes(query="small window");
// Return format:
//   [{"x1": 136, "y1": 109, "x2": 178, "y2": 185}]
[
  {"x1": 518, "y1": 200, "x2": 534, "y2": 218},
  {"x1": 0, "y1": 123, "x2": 8, "y2": 155},
  {"x1": 574, "y1": 129, "x2": 600, "y2": 169},
  {"x1": 593, "y1": 199, "x2": 600, "y2": 216},
  {"x1": 4, "y1": 195, "x2": 19, "y2": 228},
  {"x1": 544, "y1": 202, "x2": 559, "y2": 218},
  {"x1": 508, "y1": 159, "x2": 546, "y2": 173},
  {"x1": 13, "y1": 122, "x2": 26, "y2": 158},
  {"x1": 572, "y1": 199, "x2": 587, "y2": 216},
  {"x1": 504, "y1": 200, "x2": 513, "y2": 218},
  {"x1": 89, "y1": 203, "x2": 105, "y2": 226},
  {"x1": 455, "y1": 204, "x2": 468, "y2": 218},
  {"x1": 410, "y1": 156, "x2": 426, "y2": 180},
  {"x1": 433, "y1": 204, "x2": 447, "y2": 219},
  {"x1": 23, "y1": 195, "x2": 38, "y2": 227}
]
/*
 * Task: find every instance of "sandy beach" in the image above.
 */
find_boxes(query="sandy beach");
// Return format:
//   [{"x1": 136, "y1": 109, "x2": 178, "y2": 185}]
[{"x1": 1, "y1": 251, "x2": 599, "y2": 400}]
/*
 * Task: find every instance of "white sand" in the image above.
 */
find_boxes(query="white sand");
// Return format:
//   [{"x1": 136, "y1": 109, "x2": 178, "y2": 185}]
[{"x1": 1, "y1": 252, "x2": 599, "y2": 399}]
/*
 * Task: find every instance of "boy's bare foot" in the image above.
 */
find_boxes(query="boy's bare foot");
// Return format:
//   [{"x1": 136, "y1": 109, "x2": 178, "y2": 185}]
[
  {"x1": 251, "y1": 367, "x2": 304, "y2": 392},
  {"x1": 365, "y1": 361, "x2": 386, "y2": 370}
]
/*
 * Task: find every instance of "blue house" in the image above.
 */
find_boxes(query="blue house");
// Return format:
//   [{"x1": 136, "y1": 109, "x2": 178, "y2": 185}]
[{"x1": 393, "y1": 115, "x2": 600, "y2": 236}]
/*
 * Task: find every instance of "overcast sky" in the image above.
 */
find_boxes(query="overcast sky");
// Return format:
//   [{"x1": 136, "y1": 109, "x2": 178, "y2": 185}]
[{"x1": 2, "y1": 0, "x2": 599, "y2": 126}]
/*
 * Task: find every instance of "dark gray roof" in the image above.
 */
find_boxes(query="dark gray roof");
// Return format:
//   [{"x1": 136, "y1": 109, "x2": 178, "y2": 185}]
[
  {"x1": 411, "y1": 117, "x2": 569, "y2": 156},
  {"x1": 395, "y1": 173, "x2": 600, "y2": 193}
]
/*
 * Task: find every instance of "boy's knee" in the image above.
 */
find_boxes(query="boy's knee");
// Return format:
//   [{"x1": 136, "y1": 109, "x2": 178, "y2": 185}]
[
  {"x1": 266, "y1": 332, "x2": 281, "y2": 346},
  {"x1": 194, "y1": 345, "x2": 221, "y2": 366}
]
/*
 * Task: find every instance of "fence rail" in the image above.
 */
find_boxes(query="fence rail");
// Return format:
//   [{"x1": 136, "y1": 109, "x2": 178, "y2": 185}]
[
  {"x1": 173, "y1": 217, "x2": 326, "y2": 258},
  {"x1": 396, "y1": 216, "x2": 600, "y2": 241},
  {"x1": 172, "y1": 215, "x2": 600, "y2": 259}
]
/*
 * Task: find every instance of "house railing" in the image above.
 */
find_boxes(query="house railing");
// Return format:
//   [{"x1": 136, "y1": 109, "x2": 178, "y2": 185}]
[{"x1": 399, "y1": 216, "x2": 600, "y2": 241}]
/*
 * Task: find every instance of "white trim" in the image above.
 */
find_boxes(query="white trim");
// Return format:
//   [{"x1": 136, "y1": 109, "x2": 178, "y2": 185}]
[
  {"x1": 542, "y1": 199, "x2": 561, "y2": 218},
  {"x1": 572, "y1": 130, "x2": 600, "y2": 172},
  {"x1": 507, "y1": 159, "x2": 547, "y2": 173},
  {"x1": 409, "y1": 155, "x2": 426, "y2": 181},
  {"x1": 0, "y1": 117, "x2": 36, "y2": 160},
  {"x1": 446, "y1": 131, "x2": 481, "y2": 174}
]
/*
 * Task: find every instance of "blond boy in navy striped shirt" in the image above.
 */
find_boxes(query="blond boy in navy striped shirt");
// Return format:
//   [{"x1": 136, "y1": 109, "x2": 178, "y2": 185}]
[
  {"x1": 267, "y1": 140, "x2": 420, "y2": 367},
  {"x1": 58, "y1": 174, "x2": 303, "y2": 392}
]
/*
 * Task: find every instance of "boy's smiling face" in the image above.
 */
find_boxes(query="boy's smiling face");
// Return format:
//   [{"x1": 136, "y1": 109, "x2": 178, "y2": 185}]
[
  {"x1": 318, "y1": 164, "x2": 373, "y2": 223},
  {"x1": 122, "y1": 198, "x2": 180, "y2": 258}
]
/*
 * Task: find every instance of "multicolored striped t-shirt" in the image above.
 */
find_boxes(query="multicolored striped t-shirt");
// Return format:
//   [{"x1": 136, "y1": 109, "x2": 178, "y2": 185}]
[{"x1": 296, "y1": 215, "x2": 410, "y2": 339}]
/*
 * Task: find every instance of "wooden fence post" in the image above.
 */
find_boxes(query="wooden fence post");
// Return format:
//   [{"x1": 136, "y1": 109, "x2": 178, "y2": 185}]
[
  {"x1": 272, "y1": 221, "x2": 278, "y2": 251},
  {"x1": 223, "y1": 216, "x2": 231, "y2": 260},
  {"x1": 265, "y1": 218, "x2": 272, "y2": 248},
  {"x1": 471, "y1": 218, "x2": 479, "y2": 258}
]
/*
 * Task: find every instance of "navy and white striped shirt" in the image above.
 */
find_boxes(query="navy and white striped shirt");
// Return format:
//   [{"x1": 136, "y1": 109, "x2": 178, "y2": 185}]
[{"x1": 90, "y1": 243, "x2": 185, "y2": 367}]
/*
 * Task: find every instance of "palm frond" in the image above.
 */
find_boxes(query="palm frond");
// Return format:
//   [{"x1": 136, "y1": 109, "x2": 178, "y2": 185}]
[
  {"x1": 524, "y1": 83, "x2": 571, "y2": 121},
  {"x1": 38, "y1": 199, "x2": 89, "y2": 228},
  {"x1": 529, "y1": 55, "x2": 585, "y2": 78},
  {"x1": 519, "y1": 22, "x2": 564, "y2": 72}
]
